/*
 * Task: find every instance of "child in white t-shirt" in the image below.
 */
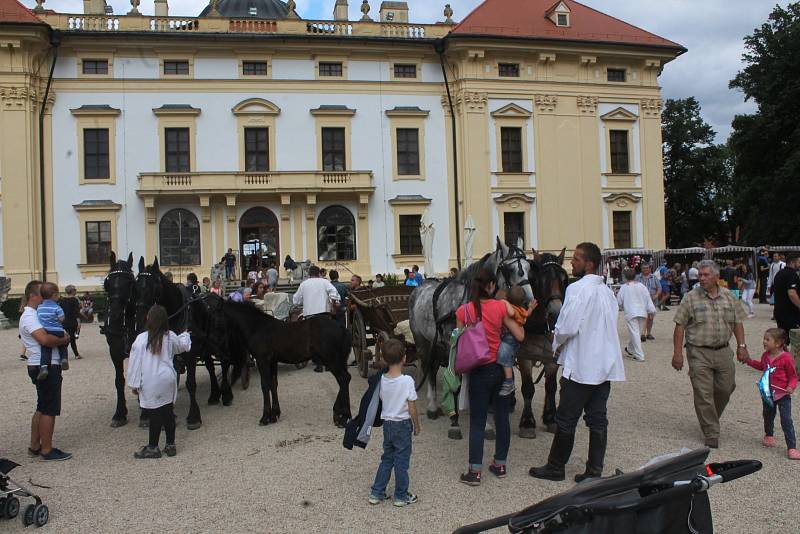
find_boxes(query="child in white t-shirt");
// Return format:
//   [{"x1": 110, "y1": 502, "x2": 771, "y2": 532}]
[{"x1": 368, "y1": 339, "x2": 421, "y2": 507}]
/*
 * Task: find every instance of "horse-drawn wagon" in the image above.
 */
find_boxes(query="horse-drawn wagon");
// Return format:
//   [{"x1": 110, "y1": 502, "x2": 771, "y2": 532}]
[{"x1": 348, "y1": 286, "x2": 415, "y2": 378}]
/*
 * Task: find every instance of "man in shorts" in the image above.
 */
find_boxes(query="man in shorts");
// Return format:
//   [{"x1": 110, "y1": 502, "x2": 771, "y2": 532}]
[{"x1": 19, "y1": 280, "x2": 74, "y2": 461}]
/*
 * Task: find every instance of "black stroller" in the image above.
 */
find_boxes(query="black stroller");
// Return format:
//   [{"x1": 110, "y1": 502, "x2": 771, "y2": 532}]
[
  {"x1": 0, "y1": 459, "x2": 50, "y2": 527},
  {"x1": 454, "y1": 449, "x2": 761, "y2": 534}
]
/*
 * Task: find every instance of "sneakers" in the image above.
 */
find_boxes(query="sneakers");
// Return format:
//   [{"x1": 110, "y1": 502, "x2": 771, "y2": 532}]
[
  {"x1": 704, "y1": 437, "x2": 719, "y2": 449},
  {"x1": 61, "y1": 360, "x2": 69, "y2": 371},
  {"x1": 762, "y1": 435, "x2": 776, "y2": 448},
  {"x1": 36, "y1": 367, "x2": 49, "y2": 381},
  {"x1": 499, "y1": 380, "x2": 515, "y2": 397},
  {"x1": 640, "y1": 336, "x2": 647, "y2": 343},
  {"x1": 367, "y1": 494, "x2": 390, "y2": 505},
  {"x1": 788, "y1": 449, "x2": 800, "y2": 460},
  {"x1": 459, "y1": 470, "x2": 481, "y2": 486},
  {"x1": 40, "y1": 448, "x2": 72, "y2": 461},
  {"x1": 393, "y1": 493, "x2": 418, "y2": 507},
  {"x1": 163, "y1": 444, "x2": 177, "y2": 457},
  {"x1": 624, "y1": 348, "x2": 644, "y2": 362},
  {"x1": 75, "y1": 354, "x2": 83, "y2": 359},
  {"x1": 488, "y1": 461, "x2": 506, "y2": 479},
  {"x1": 646, "y1": 334, "x2": 655, "y2": 341},
  {"x1": 134, "y1": 446, "x2": 162, "y2": 459},
  {"x1": 19, "y1": 354, "x2": 27, "y2": 361},
  {"x1": 27, "y1": 447, "x2": 41, "y2": 457}
]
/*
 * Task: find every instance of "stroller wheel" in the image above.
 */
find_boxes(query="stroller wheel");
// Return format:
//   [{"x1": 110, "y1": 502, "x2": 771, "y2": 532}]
[
  {"x1": 2, "y1": 496, "x2": 19, "y2": 519},
  {"x1": 33, "y1": 504, "x2": 49, "y2": 527},
  {"x1": 23, "y1": 504, "x2": 35, "y2": 526}
]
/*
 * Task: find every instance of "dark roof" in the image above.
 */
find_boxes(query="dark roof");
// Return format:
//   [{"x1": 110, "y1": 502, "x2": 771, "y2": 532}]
[
  {"x1": 0, "y1": 0, "x2": 43, "y2": 24},
  {"x1": 199, "y1": 0, "x2": 295, "y2": 19},
  {"x1": 453, "y1": 0, "x2": 684, "y2": 51}
]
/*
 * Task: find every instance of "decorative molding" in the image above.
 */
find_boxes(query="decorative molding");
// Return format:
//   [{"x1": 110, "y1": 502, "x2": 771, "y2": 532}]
[
  {"x1": 456, "y1": 91, "x2": 488, "y2": 113},
  {"x1": 73, "y1": 200, "x2": 122, "y2": 212},
  {"x1": 534, "y1": 94, "x2": 558, "y2": 113},
  {"x1": 0, "y1": 86, "x2": 51, "y2": 109},
  {"x1": 388, "y1": 195, "x2": 431, "y2": 206},
  {"x1": 490, "y1": 103, "x2": 532, "y2": 118},
  {"x1": 310, "y1": 105, "x2": 356, "y2": 116},
  {"x1": 603, "y1": 193, "x2": 642, "y2": 204},
  {"x1": 538, "y1": 52, "x2": 556, "y2": 64},
  {"x1": 576, "y1": 96, "x2": 598, "y2": 115},
  {"x1": 305, "y1": 194, "x2": 317, "y2": 220},
  {"x1": 70, "y1": 105, "x2": 121, "y2": 116},
  {"x1": 600, "y1": 107, "x2": 638, "y2": 121},
  {"x1": 199, "y1": 195, "x2": 211, "y2": 223},
  {"x1": 385, "y1": 106, "x2": 430, "y2": 117},
  {"x1": 152, "y1": 104, "x2": 201, "y2": 116},
  {"x1": 225, "y1": 194, "x2": 237, "y2": 222},
  {"x1": 358, "y1": 193, "x2": 370, "y2": 219},
  {"x1": 143, "y1": 196, "x2": 156, "y2": 224},
  {"x1": 580, "y1": 55, "x2": 597, "y2": 65},
  {"x1": 640, "y1": 99, "x2": 663, "y2": 118},
  {"x1": 494, "y1": 193, "x2": 535, "y2": 207},
  {"x1": 232, "y1": 98, "x2": 281, "y2": 116},
  {"x1": 280, "y1": 194, "x2": 291, "y2": 221}
]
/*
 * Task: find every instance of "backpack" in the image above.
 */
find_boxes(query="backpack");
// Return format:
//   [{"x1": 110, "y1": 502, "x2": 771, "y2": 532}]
[{"x1": 455, "y1": 304, "x2": 494, "y2": 374}]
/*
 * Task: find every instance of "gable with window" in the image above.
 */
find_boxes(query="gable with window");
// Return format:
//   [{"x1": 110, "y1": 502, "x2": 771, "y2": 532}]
[
  {"x1": 159, "y1": 208, "x2": 201, "y2": 266},
  {"x1": 317, "y1": 206, "x2": 356, "y2": 261}
]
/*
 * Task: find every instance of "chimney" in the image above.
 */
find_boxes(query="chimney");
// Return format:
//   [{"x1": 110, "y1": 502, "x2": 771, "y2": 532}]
[
  {"x1": 83, "y1": 0, "x2": 106, "y2": 14},
  {"x1": 333, "y1": 0, "x2": 349, "y2": 21},
  {"x1": 155, "y1": 0, "x2": 169, "y2": 17},
  {"x1": 379, "y1": 1, "x2": 408, "y2": 23}
]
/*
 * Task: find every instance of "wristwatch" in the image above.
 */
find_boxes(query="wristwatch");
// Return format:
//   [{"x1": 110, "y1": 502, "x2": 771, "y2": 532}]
[{"x1": 737, "y1": 343, "x2": 747, "y2": 349}]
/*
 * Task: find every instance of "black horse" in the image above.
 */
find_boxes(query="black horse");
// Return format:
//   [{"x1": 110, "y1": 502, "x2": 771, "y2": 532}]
[
  {"x1": 102, "y1": 252, "x2": 137, "y2": 427},
  {"x1": 220, "y1": 301, "x2": 352, "y2": 427},
  {"x1": 134, "y1": 257, "x2": 235, "y2": 430},
  {"x1": 517, "y1": 249, "x2": 569, "y2": 438}
]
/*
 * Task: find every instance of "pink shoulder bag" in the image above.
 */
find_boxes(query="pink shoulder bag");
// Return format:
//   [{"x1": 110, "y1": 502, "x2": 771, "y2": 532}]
[{"x1": 455, "y1": 304, "x2": 494, "y2": 374}]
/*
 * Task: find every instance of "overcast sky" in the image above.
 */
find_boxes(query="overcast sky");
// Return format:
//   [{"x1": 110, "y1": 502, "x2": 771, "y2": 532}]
[{"x1": 26, "y1": 0, "x2": 787, "y2": 143}]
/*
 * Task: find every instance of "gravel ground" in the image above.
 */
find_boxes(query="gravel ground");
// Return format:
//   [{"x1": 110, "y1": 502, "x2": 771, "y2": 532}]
[{"x1": 0, "y1": 303, "x2": 787, "y2": 533}]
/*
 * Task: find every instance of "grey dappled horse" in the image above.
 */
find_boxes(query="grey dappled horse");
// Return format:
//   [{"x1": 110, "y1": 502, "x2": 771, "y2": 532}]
[{"x1": 409, "y1": 238, "x2": 533, "y2": 440}]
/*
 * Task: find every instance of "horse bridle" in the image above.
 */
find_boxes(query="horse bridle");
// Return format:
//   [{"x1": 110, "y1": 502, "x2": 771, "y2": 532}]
[
  {"x1": 103, "y1": 268, "x2": 136, "y2": 341},
  {"x1": 529, "y1": 260, "x2": 569, "y2": 334},
  {"x1": 499, "y1": 246, "x2": 531, "y2": 289}
]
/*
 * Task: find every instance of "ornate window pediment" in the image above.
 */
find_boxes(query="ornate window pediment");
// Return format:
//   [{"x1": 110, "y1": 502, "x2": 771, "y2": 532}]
[
  {"x1": 232, "y1": 98, "x2": 281, "y2": 116},
  {"x1": 603, "y1": 193, "x2": 642, "y2": 205},
  {"x1": 600, "y1": 107, "x2": 638, "y2": 122},
  {"x1": 491, "y1": 103, "x2": 532, "y2": 118}
]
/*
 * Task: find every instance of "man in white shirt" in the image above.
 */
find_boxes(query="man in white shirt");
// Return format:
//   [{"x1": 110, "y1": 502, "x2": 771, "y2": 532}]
[
  {"x1": 688, "y1": 262, "x2": 700, "y2": 290},
  {"x1": 530, "y1": 242, "x2": 625, "y2": 483},
  {"x1": 292, "y1": 265, "x2": 341, "y2": 371},
  {"x1": 617, "y1": 268, "x2": 657, "y2": 361},
  {"x1": 19, "y1": 280, "x2": 74, "y2": 461},
  {"x1": 767, "y1": 252, "x2": 786, "y2": 300}
]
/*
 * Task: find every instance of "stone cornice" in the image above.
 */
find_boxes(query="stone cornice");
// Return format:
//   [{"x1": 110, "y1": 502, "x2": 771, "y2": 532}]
[
  {"x1": 0, "y1": 86, "x2": 54, "y2": 109},
  {"x1": 456, "y1": 91, "x2": 488, "y2": 113},
  {"x1": 534, "y1": 94, "x2": 558, "y2": 113},
  {"x1": 576, "y1": 95, "x2": 598, "y2": 115},
  {"x1": 641, "y1": 98, "x2": 663, "y2": 118}
]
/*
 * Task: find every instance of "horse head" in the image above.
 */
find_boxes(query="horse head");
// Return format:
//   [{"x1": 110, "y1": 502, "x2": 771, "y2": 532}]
[
  {"x1": 104, "y1": 251, "x2": 135, "y2": 330},
  {"x1": 492, "y1": 237, "x2": 534, "y2": 302},
  {"x1": 135, "y1": 256, "x2": 167, "y2": 332},
  {"x1": 528, "y1": 247, "x2": 569, "y2": 329}
]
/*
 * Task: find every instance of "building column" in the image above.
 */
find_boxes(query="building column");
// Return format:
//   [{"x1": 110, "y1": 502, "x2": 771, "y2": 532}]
[
  {"x1": 639, "y1": 98, "x2": 666, "y2": 249},
  {"x1": 356, "y1": 193, "x2": 370, "y2": 274},
  {"x1": 225, "y1": 194, "x2": 238, "y2": 258},
  {"x1": 305, "y1": 194, "x2": 317, "y2": 262},
  {"x1": 457, "y1": 91, "x2": 491, "y2": 256},
  {"x1": 279, "y1": 194, "x2": 292, "y2": 262},
  {"x1": 143, "y1": 196, "x2": 157, "y2": 261},
  {"x1": 199, "y1": 195, "x2": 212, "y2": 269}
]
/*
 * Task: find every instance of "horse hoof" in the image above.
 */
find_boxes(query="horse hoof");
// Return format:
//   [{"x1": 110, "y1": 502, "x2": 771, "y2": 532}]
[
  {"x1": 208, "y1": 398, "x2": 220, "y2": 406},
  {"x1": 426, "y1": 410, "x2": 439, "y2": 420},
  {"x1": 447, "y1": 427, "x2": 463, "y2": 440},
  {"x1": 187, "y1": 421, "x2": 202, "y2": 431},
  {"x1": 518, "y1": 427, "x2": 537, "y2": 439},
  {"x1": 436, "y1": 407, "x2": 445, "y2": 417},
  {"x1": 485, "y1": 428, "x2": 496, "y2": 441},
  {"x1": 138, "y1": 419, "x2": 149, "y2": 429},
  {"x1": 546, "y1": 423, "x2": 557, "y2": 434},
  {"x1": 110, "y1": 417, "x2": 128, "y2": 428},
  {"x1": 222, "y1": 398, "x2": 233, "y2": 407},
  {"x1": 259, "y1": 419, "x2": 270, "y2": 426}
]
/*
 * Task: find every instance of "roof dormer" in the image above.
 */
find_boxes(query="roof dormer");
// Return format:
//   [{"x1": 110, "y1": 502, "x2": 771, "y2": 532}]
[{"x1": 547, "y1": 1, "x2": 571, "y2": 28}]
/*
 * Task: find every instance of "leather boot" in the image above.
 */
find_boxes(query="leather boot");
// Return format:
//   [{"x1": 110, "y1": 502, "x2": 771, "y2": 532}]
[
  {"x1": 574, "y1": 430, "x2": 607, "y2": 483},
  {"x1": 529, "y1": 430, "x2": 575, "y2": 481}
]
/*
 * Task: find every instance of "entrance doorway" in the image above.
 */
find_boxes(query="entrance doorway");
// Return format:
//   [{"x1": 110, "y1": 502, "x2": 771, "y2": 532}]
[{"x1": 239, "y1": 207, "x2": 279, "y2": 278}]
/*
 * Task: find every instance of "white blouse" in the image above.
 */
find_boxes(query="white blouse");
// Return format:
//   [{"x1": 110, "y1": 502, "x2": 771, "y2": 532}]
[
  {"x1": 617, "y1": 281, "x2": 657, "y2": 320},
  {"x1": 127, "y1": 331, "x2": 191, "y2": 409}
]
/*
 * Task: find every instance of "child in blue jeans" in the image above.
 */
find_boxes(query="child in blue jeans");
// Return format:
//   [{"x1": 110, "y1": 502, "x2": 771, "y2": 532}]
[
  {"x1": 498, "y1": 287, "x2": 536, "y2": 396},
  {"x1": 369, "y1": 339, "x2": 421, "y2": 507},
  {"x1": 37, "y1": 282, "x2": 69, "y2": 380}
]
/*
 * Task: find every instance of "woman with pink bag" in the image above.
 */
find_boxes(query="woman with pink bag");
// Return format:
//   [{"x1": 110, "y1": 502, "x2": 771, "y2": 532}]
[{"x1": 455, "y1": 269, "x2": 525, "y2": 486}]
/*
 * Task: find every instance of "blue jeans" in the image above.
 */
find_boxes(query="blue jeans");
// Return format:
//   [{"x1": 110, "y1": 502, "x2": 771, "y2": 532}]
[
  {"x1": 371, "y1": 419, "x2": 413, "y2": 500},
  {"x1": 468, "y1": 364, "x2": 510, "y2": 471},
  {"x1": 764, "y1": 396, "x2": 796, "y2": 449},
  {"x1": 497, "y1": 333, "x2": 518, "y2": 369}
]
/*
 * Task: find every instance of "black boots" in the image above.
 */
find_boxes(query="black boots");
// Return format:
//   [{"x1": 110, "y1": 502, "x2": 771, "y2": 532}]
[
  {"x1": 529, "y1": 430, "x2": 575, "y2": 481},
  {"x1": 574, "y1": 430, "x2": 607, "y2": 483}
]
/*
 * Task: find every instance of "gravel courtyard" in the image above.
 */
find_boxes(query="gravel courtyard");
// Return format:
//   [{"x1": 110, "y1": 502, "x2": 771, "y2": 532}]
[{"x1": 0, "y1": 303, "x2": 788, "y2": 533}]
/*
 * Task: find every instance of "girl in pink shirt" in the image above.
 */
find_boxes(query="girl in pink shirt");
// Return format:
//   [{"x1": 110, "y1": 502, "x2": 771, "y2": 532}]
[{"x1": 743, "y1": 328, "x2": 799, "y2": 459}]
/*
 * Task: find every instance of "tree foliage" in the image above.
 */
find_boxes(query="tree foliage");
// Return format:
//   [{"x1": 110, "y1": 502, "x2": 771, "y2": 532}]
[
  {"x1": 729, "y1": 2, "x2": 800, "y2": 244},
  {"x1": 662, "y1": 98, "x2": 733, "y2": 247}
]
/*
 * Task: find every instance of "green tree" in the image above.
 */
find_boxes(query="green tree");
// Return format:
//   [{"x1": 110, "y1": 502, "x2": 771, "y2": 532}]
[
  {"x1": 662, "y1": 98, "x2": 733, "y2": 247},
  {"x1": 729, "y1": 3, "x2": 800, "y2": 244}
]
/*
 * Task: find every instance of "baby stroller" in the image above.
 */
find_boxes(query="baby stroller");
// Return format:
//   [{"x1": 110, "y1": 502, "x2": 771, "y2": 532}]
[
  {"x1": 453, "y1": 448, "x2": 761, "y2": 534},
  {"x1": 0, "y1": 459, "x2": 50, "y2": 527}
]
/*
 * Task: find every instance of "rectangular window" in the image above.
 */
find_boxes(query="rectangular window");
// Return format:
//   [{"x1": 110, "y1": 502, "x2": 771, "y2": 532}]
[
  {"x1": 500, "y1": 127, "x2": 523, "y2": 173},
  {"x1": 399, "y1": 214, "x2": 423, "y2": 255},
  {"x1": 396, "y1": 128, "x2": 420, "y2": 176},
  {"x1": 393, "y1": 64, "x2": 417, "y2": 79},
  {"x1": 498, "y1": 63, "x2": 520, "y2": 77},
  {"x1": 244, "y1": 127, "x2": 269, "y2": 172},
  {"x1": 165, "y1": 128, "x2": 190, "y2": 172},
  {"x1": 163, "y1": 60, "x2": 190, "y2": 75},
  {"x1": 321, "y1": 127, "x2": 346, "y2": 171},
  {"x1": 83, "y1": 128, "x2": 110, "y2": 180},
  {"x1": 82, "y1": 59, "x2": 109, "y2": 75},
  {"x1": 607, "y1": 68, "x2": 626, "y2": 82},
  {"x1": 319, "y1": 62, "x2": 343, "y2": 77},
  {"x1": 612, "y1": 211, "x2": 632, "y2": 249},
  {"x1": 504, "y1": 212, "x2": 525, "y2": 248},
  {"x1": 242, "y1": 61, "x2": 268, "y2": 76},
  {"x1": 609, "y1": 130, "x2": 630, "y2": 174},
  {"x1": 557, "y1": 13, "x2": 569, "y2": 26},
  {"x1": 86, "y1": 221, "x2": 112, "y2": 265}
]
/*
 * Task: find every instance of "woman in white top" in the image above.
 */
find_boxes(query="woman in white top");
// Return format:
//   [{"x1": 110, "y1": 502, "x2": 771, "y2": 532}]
[{"x1": 127, "y1": 305, "x2": 191, "y2": 459}]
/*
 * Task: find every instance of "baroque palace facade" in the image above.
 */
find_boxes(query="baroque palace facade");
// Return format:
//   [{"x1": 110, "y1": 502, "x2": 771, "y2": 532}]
[{"x1": 0, "y1": 0, "x2": 684, "y2": 292}]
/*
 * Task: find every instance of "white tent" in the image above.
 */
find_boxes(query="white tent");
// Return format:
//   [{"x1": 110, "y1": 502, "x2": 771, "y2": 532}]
[
  {"x1": 464, "y1": 215, "x2": 476, "y2": 267},
  {"x1": 420, "y1": 208, "x2": 436, "y2": 278}
]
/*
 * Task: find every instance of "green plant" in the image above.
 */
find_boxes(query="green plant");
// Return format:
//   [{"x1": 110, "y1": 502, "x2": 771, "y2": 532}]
[
  {"x1": 383, "y1": 273, "x2": 400, "y2": 287},
  {"x1": 1, "y1": 297, "x2": 22, "y2": 323}
]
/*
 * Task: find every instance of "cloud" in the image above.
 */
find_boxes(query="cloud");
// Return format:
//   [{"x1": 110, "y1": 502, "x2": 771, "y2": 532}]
[{"x1": 27, "y1": 0, "x2": 785, "y2": 142}]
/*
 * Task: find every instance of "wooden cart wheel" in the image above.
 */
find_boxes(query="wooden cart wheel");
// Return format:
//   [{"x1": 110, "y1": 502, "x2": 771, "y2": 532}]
[{"x1": 351, "y1": 308, "x2": 368, "y2": 378}]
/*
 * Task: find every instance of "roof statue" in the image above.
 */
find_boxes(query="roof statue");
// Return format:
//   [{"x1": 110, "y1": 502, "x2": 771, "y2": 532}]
[
  {"x1": 443, "y1": 4, "x2": 453, "y2": 24},
  {"x1": 360, "y1": 0, "x2": 372, "y2": 21}
]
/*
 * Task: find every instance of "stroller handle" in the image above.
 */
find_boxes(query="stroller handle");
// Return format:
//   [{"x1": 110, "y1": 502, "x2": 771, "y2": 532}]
[{"x1": 706, "y1": 460, "x2": 762, "y2": 484}]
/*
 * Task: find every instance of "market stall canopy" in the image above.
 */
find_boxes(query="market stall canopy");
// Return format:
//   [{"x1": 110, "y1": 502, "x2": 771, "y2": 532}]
[{"x1": 602, "y1": 249, "x2": 654, "y2": 260}]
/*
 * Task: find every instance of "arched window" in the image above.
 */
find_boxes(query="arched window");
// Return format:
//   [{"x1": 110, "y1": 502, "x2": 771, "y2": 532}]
[
  {"x1": 317, "y1": 205, "x2": 355, "y2": 261},
  {"x1": 159, "y1": 208, "x2": 201, "y2": 266}
]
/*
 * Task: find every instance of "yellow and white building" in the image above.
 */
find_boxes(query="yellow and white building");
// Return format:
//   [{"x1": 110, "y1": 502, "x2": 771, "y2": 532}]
[{"x1": 0, "y1": 0, "x2": 684, "y2": 292}]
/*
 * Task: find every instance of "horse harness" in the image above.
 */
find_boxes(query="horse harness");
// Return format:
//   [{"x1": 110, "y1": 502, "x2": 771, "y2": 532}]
[{"x1": 103, "y1": 269, "x2": 136, "y2": 351}]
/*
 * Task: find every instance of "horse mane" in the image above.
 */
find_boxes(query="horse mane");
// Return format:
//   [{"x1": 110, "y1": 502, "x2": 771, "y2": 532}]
[{"x1": 456, "y1": 253, "x2": 491, "y2": 285}]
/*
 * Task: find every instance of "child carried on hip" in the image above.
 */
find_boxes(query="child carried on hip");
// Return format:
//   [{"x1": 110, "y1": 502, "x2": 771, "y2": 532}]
[
  {"x1": 497, "y1": 286, "x2": 537, "y2": 396},
  {"x1": 36, "y1": 282, "x2": 69, "y2": 380}
]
